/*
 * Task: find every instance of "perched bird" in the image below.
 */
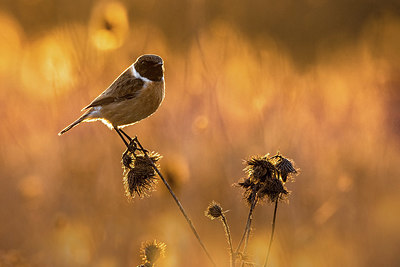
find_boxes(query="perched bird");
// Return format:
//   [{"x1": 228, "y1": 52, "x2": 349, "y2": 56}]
[{"x1": 58, "y1": 54, "x2": 165, "y2": 141}]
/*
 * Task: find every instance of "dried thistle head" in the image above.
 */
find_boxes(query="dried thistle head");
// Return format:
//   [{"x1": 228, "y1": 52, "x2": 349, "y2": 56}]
[
  {"x1": 275, "y1": 156, "x2": 297, "y2": 182},
  {"x1": 245, "y1": 155, "x2": 276, "y2": 182},
  {"x1": 238, "y1": 155, "x2": 281, "y2": 204},
  {"x1": 122, "y1": 139, "x2": 140, "y2": 169},
  {"x1": 140, "y1": 240, "x2": 166, "y2": 265},
  {"x1": 123, "y1": 152, "x2": 162, "y2": 200},
  {"x1": 258, "y1": 178, "x2": 289, "y2": 203},
  {"x1": 205, "y1": 201, "x2": 223, "y2": 220},
  {"x1": 237, "y1": 178, "x2": 259, "y2": 205},
  {"x1": 237, "y1": 153, "x2": 298, "y2": 204},
  {"x1": 122, "y1": 151, "x2": 134, "y2": 168}
]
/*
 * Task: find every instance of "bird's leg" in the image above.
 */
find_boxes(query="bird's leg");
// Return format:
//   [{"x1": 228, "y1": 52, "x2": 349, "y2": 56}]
[
  {"x1": 115, "y1": 128, "x2": 137, "y2": 159},
  {"x1": 119, "y1": 129, "x2": 132, "y2": 142},
  {"x1": 114, "y1": 128, "x2": 136, "y2": 168},
  {"x1": 115, "y1": 128, "x2": 130, "y2": 148},
  {"x1": 117, "y1": 128, "x2": 140, "y2": 154},
  {"x1": 119, "y1": 129, "x2": 140, "y2": 153},
  {"x1": 132, "y1": 136, "x2": 149, "y2": 154}
]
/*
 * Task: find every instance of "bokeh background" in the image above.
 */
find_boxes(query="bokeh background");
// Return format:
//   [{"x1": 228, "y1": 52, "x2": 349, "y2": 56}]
[{"x1": 1, "y1": 0, "x2": 400, "y2": 266}]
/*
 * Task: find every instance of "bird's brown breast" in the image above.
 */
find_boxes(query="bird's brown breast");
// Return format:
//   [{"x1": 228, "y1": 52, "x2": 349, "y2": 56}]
[{"x1": 95, "y1": 79, "x2": 165, "y2": 127}]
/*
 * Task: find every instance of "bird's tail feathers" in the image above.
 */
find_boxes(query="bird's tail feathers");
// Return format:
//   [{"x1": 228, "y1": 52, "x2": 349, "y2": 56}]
[{"x1": 58, "y1": 112, "x2": 91, "y2": 136}]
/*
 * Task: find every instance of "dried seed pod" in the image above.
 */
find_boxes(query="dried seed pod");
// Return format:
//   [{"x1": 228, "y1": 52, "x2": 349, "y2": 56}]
[
  {"x1": 140, "y1": 240, "x2": 166, "y2": 265},
  {"x1": 122, "y1": 152, "x2": 162, "y2": 200},
  {"x1": 205, "y1": 201, "x2": 223, "y2": 220}
]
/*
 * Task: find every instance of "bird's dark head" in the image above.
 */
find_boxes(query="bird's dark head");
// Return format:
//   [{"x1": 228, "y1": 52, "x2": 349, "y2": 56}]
[{"x1": 134, "y1": 54, "x2": 164, "y2": 82}]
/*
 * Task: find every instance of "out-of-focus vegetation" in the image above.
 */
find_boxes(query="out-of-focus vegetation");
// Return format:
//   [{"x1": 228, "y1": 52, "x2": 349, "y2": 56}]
[{"x1": 1, "y1": 0, "x2": 400, "y2": 266}]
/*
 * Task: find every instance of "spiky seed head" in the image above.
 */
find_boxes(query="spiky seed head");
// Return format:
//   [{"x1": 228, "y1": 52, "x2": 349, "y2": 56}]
[
  {"x1": 122, "y1": 152, "x2": 162, "y2": 200},
  {"x1": 237, "y1": 153, "x2": 298, "y2": 205},
  {"x1": 245, "y1": 155, "x2": 276, "y2": 182},
  {"x1": 237, "y1": 178, "x2": 259, "y2": 205},
  {"x1": 239, "y1": 155, "x2": 277, "y2": 205},
  {"x1": 275, "y1": 157, "x2": 297, "y2": 182},
  {"x1": 140, "y1": 240, "x2": 166, "y2": 264},
  {"x1": 122, "y1": 151, "x2": 134, "y2": 168},
  {"x1": 258, "y1": 178, "x2": 289, "y2": 203},
  {"x1": 238, "y1": 178, "x2": 253, "y2": 189},
  {"x1": 205, "y1": 201, "x2": 223, "y2": 220}
]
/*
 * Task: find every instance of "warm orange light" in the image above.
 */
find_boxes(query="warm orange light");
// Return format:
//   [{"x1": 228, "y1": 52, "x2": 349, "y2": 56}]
[
  {"x1": 0, "y1": 13, "x2": 24, "y2": 78},
  {"x1": 20, "y1": 28, "x2": 79, "y2": 99},
  {"x1": 89, "y1": 1, "x2": 129, "y2": 51}
]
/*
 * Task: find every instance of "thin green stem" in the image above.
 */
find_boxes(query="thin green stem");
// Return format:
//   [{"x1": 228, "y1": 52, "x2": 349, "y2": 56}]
[
  {"x1": 264, "y1": 198, "x2": 279, "y2": 267},
  {"x1": 133, "y1": 137, "x2": 216, "y2": 267}
]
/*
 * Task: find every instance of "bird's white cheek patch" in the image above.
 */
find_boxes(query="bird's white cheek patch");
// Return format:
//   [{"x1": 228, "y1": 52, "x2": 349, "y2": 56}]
[{"x1": 130, "y1": 65, "x2": 151, "y2": 85}]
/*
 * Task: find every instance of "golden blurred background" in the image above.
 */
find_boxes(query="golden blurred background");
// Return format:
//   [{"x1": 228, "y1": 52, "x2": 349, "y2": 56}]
[{"x1": 1, "y1": 0, "x2": 400, "y2": 266}]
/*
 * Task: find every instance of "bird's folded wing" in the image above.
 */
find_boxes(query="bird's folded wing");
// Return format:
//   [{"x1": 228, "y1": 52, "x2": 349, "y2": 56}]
[{"x1": 83, "y1": 77, "x2": 145, "y2": 109}]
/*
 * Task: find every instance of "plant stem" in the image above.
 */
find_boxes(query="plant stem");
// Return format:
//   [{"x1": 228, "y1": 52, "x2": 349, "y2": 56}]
[
  {"x1": 133, "y1": 137, "x2": 216, "y2": 267},
  {"x1": 235, "y1": 194, "x2": 257, "y2": 257},
  {"x1": 264, "y1": 198, "x2": 279, "y2": 267},
  {"x1": 221, "y1": 213, "x2": 235, "y2": 267},
  {"x1": 241, "y1": 197, "x2": 257, "y2": 267}
]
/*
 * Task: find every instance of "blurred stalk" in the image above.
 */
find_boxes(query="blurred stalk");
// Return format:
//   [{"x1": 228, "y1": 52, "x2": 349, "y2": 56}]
[
  {"x1": 221, "y1": 212, "x2": 235, "y2": 267},
  {"x1": 235, "y1": 192, "x2": 257, "y2": 264},
  {"x1": 264, "y1": 198, "x2": 279, "y2": 267},
  {"x1": 131, "y1": 135, "x2": 216, "y2": 267}
]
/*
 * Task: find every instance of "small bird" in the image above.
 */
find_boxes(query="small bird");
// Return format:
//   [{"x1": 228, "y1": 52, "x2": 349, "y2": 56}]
[{"x1": 58, "y1": 54, "x2": 165, "y2": 142}]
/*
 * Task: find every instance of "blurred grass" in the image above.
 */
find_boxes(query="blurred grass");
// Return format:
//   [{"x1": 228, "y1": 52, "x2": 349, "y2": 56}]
[{"x1": 1, "y1": 1, "x2": 400, "y2": 266}]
